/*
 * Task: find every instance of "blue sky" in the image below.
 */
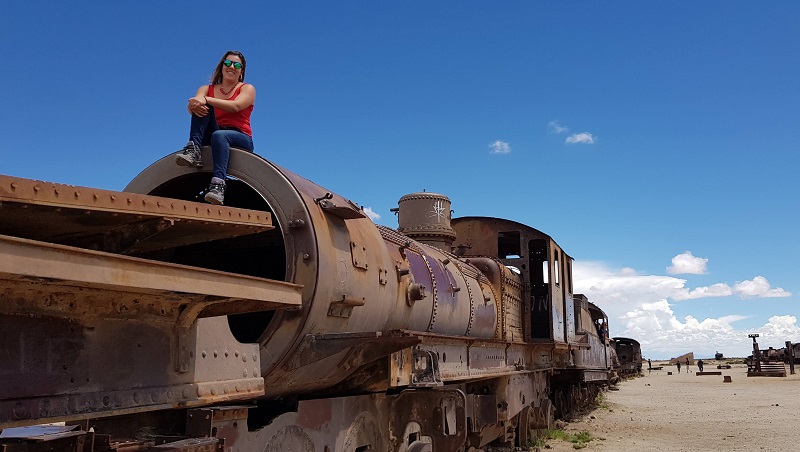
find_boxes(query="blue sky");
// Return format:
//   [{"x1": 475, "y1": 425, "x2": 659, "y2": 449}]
[{"x1": 2, "y1": 1, "x2": 798, "y2": 359}]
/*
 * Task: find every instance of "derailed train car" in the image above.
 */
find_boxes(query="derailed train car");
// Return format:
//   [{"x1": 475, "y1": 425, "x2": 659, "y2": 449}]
[{"x1": 1, "y1": 148, "x2": 628, "y2": 451}]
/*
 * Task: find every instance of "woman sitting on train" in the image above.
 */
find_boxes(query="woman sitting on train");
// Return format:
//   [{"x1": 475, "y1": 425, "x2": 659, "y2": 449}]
[{"x1": 174, "y1": 50, "x2": 256, "y2": 205}]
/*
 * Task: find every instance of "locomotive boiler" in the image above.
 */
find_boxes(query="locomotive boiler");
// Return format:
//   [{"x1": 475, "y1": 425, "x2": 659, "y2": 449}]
[{"x1": 0, "y1": 148, "x2": 623, "y2": 451}]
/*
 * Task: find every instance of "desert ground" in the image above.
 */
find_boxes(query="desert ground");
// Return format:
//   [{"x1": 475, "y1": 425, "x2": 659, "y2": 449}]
[{"x1": 544, "y1": 361, "x2": 799, "y2": 452}]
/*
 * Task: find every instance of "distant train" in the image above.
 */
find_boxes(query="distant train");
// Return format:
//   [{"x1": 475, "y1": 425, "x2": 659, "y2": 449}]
[
  {"x1": 0, "y1": 148, "x2": 637, "y2": 451},
  {"x1": 611, "y1": 337, "x2": 643, "y2": 377}
]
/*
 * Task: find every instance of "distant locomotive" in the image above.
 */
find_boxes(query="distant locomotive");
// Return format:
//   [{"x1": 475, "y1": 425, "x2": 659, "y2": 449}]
[
  {"x1": 611, "y1": 337, "x2": 643, "y2": 377},
  {"x1": 0, "y1": 148, "x2": 631, "y2": 451}
]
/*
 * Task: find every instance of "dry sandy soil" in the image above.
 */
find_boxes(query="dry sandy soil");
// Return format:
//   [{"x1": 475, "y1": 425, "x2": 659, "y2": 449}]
[{"x1": 544, "y1": 362, "x2": 799, "y2": 452}]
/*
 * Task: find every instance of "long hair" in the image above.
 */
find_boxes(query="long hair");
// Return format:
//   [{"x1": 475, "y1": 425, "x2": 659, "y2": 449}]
[{"x1": 210, "y1": 50, "x2": 247, "y2": 84}]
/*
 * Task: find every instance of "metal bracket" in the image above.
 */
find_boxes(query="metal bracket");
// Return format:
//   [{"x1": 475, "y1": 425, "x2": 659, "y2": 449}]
[
  {"x1": 411, "y1": 349, "x2": 443, "y2": 387},
  {"x1": 315, "y1": 192, "x2": 366, "y2": 220},
  {"x1": 350, "y1": 240, "x2": 368, "y2": 270},
  {"x1": 328, "y1": 295, "x2": 366, "y2": 318}
]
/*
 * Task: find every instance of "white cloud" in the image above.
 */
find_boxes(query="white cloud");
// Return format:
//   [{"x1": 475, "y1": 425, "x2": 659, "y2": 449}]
[
  {"x1": 548, "y1": 120, "x2": 569, "y2": 134},
  {"x1": 565, "y1": 132, "x2": 595, "y2": 144},
  {"x1": 363, "y1": 207, "x2": 380, "y2": 222},
  {"x1": 672, "y1": 283, "x2": 732, "y2": 301},
  {"x1": 573, "y1": 261, "x2": 796, "y2": 358},
  {"x1": 670, "y1": 276, "x2": 790, "y2": 301},
  {"x1": 667, "y1": 251, "x2": 708, "y2": 274},
  {"x1": 734, "y1": 276, "x2": 791, "y2": 298},
  {"x1": 489, "y1": 140, "x2": 511, "y2": 154}
]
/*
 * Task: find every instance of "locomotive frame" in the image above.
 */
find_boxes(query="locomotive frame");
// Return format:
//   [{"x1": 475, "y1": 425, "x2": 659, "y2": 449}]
[{"x1": 0, "y1": 148, "x2": 632, "y2": 451}]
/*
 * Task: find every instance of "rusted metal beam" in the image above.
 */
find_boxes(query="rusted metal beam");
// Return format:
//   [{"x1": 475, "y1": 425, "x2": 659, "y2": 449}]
[
  {"x1": 0, "y1": 234, "x2": 301, "y2": 309},
  {"x1": 0, "y1": 234, "x2": 302, "y2": 376},
  {"x1": 0, "y1": 175, "x2": 273, "y2": 253}
]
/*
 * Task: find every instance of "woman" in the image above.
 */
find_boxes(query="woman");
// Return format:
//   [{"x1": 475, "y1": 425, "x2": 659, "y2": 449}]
[{"x1": 175, "y1": 50, "x2": 256, "y2": 205}]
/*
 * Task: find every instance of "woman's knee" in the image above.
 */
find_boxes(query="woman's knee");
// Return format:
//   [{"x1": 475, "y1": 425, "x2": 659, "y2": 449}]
[{"x1": 210, "y1": 130, "x2": 231, "y2": 146}]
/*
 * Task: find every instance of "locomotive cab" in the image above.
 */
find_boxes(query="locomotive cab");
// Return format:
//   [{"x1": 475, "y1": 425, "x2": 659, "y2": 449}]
[{"x1": 451, "y1": 217, "x2": 575, "y2": 345}]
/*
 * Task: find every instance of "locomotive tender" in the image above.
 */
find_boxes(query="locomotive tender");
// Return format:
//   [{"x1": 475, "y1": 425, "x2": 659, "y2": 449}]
[{"x1": 1, "y1": 148, "x2": 623, "y2": 451}]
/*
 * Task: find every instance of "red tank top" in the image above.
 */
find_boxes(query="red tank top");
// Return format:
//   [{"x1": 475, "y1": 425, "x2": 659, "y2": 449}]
[{"x1": 208, "y1": 84, "x2": 254, "y2": 136}]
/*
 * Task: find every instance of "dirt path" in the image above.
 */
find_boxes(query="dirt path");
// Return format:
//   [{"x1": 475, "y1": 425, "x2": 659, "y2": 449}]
[{"x1": 545, "y1": 363, "x2": 799, "y2": 452}]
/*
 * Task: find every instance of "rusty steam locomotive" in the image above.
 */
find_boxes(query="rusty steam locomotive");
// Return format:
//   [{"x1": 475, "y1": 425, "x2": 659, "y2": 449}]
[{"x1": 0, "y1": 148, "x2": 630, "y2": 451}]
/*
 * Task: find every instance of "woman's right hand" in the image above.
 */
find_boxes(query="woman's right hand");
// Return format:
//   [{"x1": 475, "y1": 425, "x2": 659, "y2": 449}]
[
  {"x1": 188, "y1": 86, "x2": 211, "y2": 117},
  {"x1": 188, "y1": 96, "x2": 209, "y2": 117}
]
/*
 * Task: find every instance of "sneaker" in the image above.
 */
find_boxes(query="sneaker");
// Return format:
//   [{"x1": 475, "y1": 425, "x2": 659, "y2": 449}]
[
  {"x1": 204, "y1": 181, "x2": 226, "y2": 205},
  {"x1": 175, "y1": 141, "x2": 203, "y2": 168}
]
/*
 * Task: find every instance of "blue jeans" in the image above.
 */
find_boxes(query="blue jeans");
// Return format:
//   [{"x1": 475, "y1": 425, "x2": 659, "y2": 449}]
[{"x1": 189, "y1": 107, "x2": 254, "y2": 180}]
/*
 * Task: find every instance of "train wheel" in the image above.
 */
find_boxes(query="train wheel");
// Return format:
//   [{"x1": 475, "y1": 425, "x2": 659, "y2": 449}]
[
  {"x1": 516, "y1": 405, "x2": 534, "y2": 448},
  {"x1": 341, "y1": 412, "x2": 384, "y2": 452},
  {"x1": 407, "y1": 441, "x2": 433, "y2": 452},
  {"x1": 554, "y1": 389, "x2": 571, "y2": 420},
  {"x1": 263, "y1": 425, "x2": 315, "y2": 452},
  {"x1": 533, "y1": 399, "x2": 555, "y2": 431}
]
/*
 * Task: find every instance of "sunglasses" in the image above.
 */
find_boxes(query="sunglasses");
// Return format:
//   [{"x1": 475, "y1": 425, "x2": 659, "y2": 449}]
[{"x1": 223, "y1": 59, "x2": 243, "y2": 69}]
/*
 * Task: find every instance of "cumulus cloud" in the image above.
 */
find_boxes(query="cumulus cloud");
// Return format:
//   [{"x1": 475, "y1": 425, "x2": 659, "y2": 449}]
[
  {"x1": 671, "y1": 276, "x2": 790, "y2": 301},
  {"x1": 618, "y1": 305, "x2": 798, "y2": 359},
  {"x1": 672, "y1": 283, "x2": 732, "y2": 301},
  {"x1": 565, "y1": 132, "x2": 595, "y2": 144},
  {"x1": 548, "y1": 120, "x2": 569, "y2": 134},
  {"x1": 734, "y1": 276, "x2": 791, "y2": 298},
  {"x1": 489, "y1": 140, "x2": 511, "y2": 154},
  {"x1": 362, "y1": 207, "x2": 380, "y2": 222},
  {"x1": 573, "y1": 260, "x2": 796, "y2": 358},
  {"x1": 667, "y1": 251, "x2": 708, "y2": 274}
]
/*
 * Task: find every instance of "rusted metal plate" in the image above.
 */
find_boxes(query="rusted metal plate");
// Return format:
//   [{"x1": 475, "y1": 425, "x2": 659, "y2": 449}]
[
  {"x1": 0, "y1": 175, "x2": 273, "y2": 253},
  {"x1": 0, "y1": 424, "x2": 87, "y2": 452}
]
